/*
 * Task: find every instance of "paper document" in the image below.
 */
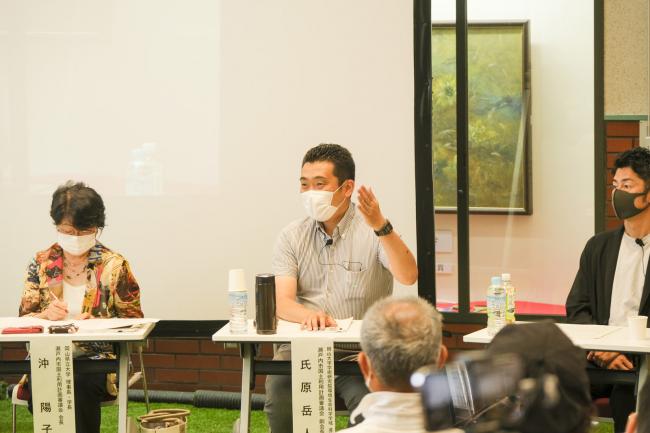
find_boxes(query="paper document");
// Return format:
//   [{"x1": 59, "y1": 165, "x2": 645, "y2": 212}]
[
  {"x1": 276, "y1": 317, "x2": 355, "y2": 333},
  {"x1": 557, "y1": 324, "x2": 624, "y2": 341},
  {"x1": 0, "y1": 316, "x2": 159, "y2": 333},
  {"x1": 72, "y1": 318, "x2": 158, "y2": 331},
  {"x1": 329, "y1": 317, "x2": 354, "y2": 332}
]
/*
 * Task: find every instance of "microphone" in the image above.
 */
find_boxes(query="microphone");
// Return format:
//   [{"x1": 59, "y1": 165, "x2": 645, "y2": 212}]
[
  {"x1": 325, "y1": 238, "x2": 333, "y2": 246},
  {"x1": 637, "y1": 238, "x2": 648, "y2": 276}
]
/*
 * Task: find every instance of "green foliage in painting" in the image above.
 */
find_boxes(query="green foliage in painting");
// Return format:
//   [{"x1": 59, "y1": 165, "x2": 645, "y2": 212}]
[{"x1": 432, "y1": 25, "x2": 528, "y2": 210}]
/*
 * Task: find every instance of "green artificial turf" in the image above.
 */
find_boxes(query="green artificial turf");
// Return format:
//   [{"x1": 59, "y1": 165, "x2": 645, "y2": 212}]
[
  {"x1": 0, "y1": 400, "x2": 350, "y2": 433},
  {"x1": 0, "y1": 399, "x2": 615, "y2": 433}
]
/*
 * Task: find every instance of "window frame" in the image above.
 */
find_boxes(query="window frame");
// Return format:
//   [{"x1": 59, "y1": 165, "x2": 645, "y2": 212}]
[{"x1": 413, "y1": 0, "x2": 606, "y2": 324}]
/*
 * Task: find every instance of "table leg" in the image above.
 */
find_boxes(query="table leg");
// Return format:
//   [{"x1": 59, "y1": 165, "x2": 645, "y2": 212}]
[
  {"x1": 239, "y1": 343, "x2": 253, "y2": 433},
  {"x1": 638, "y1": 354, "x2": 648, "y2": 411},
  {"x1": 118, "y1": 342, "x2": 130, "y2": 433}
]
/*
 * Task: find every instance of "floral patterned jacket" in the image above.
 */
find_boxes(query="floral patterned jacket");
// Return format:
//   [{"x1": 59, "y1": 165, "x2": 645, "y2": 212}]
[
  {"x1": 18, "y1": 242, "x2": 143, "y2": 395},
  {"x1": 19, "y1": 242, "x2": 143, "y2": 320}
]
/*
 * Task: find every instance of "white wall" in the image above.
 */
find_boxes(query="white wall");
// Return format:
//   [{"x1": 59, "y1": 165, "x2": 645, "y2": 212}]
[
  {"x1": 431, "y1": 0, "x2": 595, "y2": 306},
  {"x1": 0, "y1": 0, "x2": 417, "y2": 319},
  {"x1": 605, "y1": 0, "x2": 649, "y2": 116}
]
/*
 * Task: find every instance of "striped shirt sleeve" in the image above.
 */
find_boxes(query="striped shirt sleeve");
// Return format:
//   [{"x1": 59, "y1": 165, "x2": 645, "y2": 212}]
[
  {"x1": 378, "y1": 241, "x2": 390, "y2": 270},
  {"x1": 272, "y1": 227, "x2": 299, "y2": 278}
]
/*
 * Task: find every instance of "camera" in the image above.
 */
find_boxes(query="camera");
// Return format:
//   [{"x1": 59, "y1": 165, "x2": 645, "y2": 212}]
[{"x1": 411, "y1": 352, "x2": 560, "y2": 433}]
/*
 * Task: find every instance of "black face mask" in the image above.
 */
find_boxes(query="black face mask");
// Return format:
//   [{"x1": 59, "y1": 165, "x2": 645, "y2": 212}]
[{"x1": 612, "y1": 188, "x2": 650, "y2": 220}]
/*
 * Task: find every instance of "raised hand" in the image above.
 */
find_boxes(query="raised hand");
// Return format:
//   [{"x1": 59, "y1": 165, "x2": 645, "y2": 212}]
[{"x1": 357, "y1": 186, "x2": 386, "y2": 231}]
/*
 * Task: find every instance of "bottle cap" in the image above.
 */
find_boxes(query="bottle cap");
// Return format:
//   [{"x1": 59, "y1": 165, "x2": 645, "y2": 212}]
[
  {"x1": 491, "y1": 276, "x2": 502, "y2": 286},
  {"x1": 255, "y1": 273, "x2": 275, "y2": 288},
  {"x1": 228, "y1": 269, "x2": 247, "y2": 292},
  {"x1": 501, "y1": 273, "x2": 511, "y2": 282}
]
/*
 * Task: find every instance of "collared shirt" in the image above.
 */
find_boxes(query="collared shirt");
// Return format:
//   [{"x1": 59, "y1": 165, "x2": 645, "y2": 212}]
[
  {"x1": 609, "y1": 232, "x2": 650, "y2": 325},
  {"x1": 340, "y1": 391, "x2": 463, "y2": 433},
  {"x1": 272, "y1": 202, "x2": 392, "y2": 319}
]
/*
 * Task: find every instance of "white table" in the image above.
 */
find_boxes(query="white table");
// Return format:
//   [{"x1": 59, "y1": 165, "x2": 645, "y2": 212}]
[
  {"x1": 0, "y1": 318, "x2": 157, "y2": 433},
  {"x1": 212, "y1": 319, "x2": 362, "y2": 433},
  {"x1": 463, "y1": 323, "x2": 650, "y2": 410}
]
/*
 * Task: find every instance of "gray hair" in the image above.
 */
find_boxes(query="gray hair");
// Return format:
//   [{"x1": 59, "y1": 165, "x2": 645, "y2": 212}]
[{"x1": 361, "y1": 296, "x2": 443, "y2": 389}]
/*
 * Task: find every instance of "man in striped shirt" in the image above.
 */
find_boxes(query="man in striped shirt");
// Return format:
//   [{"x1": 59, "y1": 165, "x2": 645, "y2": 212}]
[{"x1": 264, "y1": 143, "x2": 418, "y2": 433}]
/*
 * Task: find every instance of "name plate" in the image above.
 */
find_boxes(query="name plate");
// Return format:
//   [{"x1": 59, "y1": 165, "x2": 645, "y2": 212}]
[
  {"x1": 30, "y1": 337, "x2": 76, "y2": 433},
  {"x1": 291, "y1": 337, "x2": 335, "y2": 433}
]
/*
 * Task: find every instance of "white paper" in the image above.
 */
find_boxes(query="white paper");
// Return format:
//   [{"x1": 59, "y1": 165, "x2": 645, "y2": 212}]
[
  {"x1": 0, "y1": 316, "x2": 159, "y2": 333},
  {"x1": 331, "y1": 317, "x2": 354, "y2": 332},
  {"x1": 557, "y1": 324, "x2": 624, "y2": 341},
  {"x1": 276, "y1": 317, "x2": 354, "y2": 334},
  {"x1": 71, "y1": 318, "x2": 159, "y2": 331}
]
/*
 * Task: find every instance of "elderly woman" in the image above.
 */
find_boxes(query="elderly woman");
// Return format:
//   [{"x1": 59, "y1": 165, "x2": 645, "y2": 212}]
[{"x1": 18, "y1": 180, "x2": 143, "y2": 433}]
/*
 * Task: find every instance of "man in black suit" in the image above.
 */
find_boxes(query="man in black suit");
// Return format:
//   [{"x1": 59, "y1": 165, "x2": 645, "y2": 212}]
[{"x1": 567, "y1": 147, "x2": 650, "y2": 432}]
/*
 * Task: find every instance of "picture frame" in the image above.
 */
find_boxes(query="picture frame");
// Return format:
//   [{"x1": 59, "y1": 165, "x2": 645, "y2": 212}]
[{"x1": 432, "y1": 21, "x2": 532, "y2": 214}]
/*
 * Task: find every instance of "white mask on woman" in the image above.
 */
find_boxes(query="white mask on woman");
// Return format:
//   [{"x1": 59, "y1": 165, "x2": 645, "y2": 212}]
[
  {"x1": 301, "y1": 184, "x2": 345, "y2": 222},
  {"x1": 57, "y1": 232, "x2": 96, "y2": 255}
]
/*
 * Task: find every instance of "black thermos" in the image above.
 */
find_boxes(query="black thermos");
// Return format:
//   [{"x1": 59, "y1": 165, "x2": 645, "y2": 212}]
[{"x1": 255, "y1": 273, "x2": 277, "y2": 334}]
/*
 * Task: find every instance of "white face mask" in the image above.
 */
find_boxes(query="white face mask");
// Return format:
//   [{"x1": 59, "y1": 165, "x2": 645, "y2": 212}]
[
  {"x1": 57, "y1": 232, "x2": 96, "y2": 255},
  {"x1": 364, "y1": 375, "x2": 374, "y2": 392},
  {"x1": 301, "y1": 184, "x2": 345, "y2": 222}
]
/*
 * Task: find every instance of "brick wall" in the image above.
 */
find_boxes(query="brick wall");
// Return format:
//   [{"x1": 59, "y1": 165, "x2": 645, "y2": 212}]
[
  {"x1": 443, "y1": 323, "x2": 485, "y2": 358},
  {"x1": 1, "y1": 323, "x2": 482, "y2": 393},
  {"x1": 135, "y1": 339, "x2": 272, "y2": 394},
  {"x1": 142, "y1": 322, "x2": 484, "y2": 390},
  {"x1": 605, "y1": 120, "x2": 640, "y2": 230},
  {"x1": 0, "y1": 339, "x2": 272, "y2": 395},
  {"x1": 0, "y1": 342, "x2": 28, "y2": 387}
]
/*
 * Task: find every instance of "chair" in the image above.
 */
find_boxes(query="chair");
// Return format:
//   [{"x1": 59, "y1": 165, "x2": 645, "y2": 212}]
[{"x1": 10, "y1": 343, "x2": 149, "y2": 433}]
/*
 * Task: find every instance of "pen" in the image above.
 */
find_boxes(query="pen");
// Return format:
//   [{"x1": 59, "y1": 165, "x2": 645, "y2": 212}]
[
  {"x1": 49, "y1": 288, "x2": 60, "y2": 301},
  {"x1": 48, "y1": 289, "x2": 69, "y2": 314}
]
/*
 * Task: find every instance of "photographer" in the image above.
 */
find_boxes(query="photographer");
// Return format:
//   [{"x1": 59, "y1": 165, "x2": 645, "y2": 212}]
[
  {"x1": 485, "y1": 322, "x2": 593, "y2": 433},
  {"x1": 340, "y1": 296, "x2": 452, "y2": 433}
]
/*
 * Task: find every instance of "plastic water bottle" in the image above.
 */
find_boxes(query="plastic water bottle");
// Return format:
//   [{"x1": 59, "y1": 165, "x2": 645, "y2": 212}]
[
  {"x1": 228, "y1": 269, "x2": 248, "y2": 334},
  {"x1": 126, "y1": 143, "x2": 163, "y2": 196},
  {"x1": 502, "y1": 273, "x2": 516, "y2": 324},
  {"x1": 487, "y1": 276, "x2": 506, "y2": 336}
]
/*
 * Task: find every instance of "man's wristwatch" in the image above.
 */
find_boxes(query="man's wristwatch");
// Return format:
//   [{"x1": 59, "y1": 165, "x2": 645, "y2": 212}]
[{"x1": 374, "y1": 219, "x2": 393, "y2": 236}]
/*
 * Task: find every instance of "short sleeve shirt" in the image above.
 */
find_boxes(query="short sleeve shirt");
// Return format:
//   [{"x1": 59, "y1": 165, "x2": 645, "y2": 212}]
[{"x1": 272, "y1": 202, "x2": 393, "y2": 319}]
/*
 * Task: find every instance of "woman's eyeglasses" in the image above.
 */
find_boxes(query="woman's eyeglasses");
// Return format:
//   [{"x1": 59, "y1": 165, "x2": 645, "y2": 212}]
[{"x1": 56, "y1": 226, "x2": 97, "y2": 236}]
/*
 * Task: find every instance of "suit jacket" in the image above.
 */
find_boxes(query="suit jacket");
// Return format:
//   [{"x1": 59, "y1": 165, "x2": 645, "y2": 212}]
[{"x1": 566, "y1": 227, "x2": 650, "y2": 324}]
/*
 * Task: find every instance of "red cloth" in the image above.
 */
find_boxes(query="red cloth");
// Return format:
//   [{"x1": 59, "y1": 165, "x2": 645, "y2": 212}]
[{"x1": 436, "y1": 300, "x2": 566, "y2": 316}]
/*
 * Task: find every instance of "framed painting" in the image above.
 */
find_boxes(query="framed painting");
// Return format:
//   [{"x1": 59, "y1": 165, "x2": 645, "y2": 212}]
[{"x1": 432, "y1": 21, "x2": 532, "y2": 214}]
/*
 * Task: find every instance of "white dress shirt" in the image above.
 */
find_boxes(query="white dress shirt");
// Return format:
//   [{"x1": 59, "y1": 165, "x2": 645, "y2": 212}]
[
  {"x1": 609, "y1": 232, "x2": 650, "y2": 326},
  {"x1": 339, "y1": 391, "x2": 463, "y2": 433}
]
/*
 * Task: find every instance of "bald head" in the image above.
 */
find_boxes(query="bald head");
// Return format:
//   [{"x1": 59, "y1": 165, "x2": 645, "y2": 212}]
[{"x1": 360, "y1": 296, "x2": 443, "y2": 390}]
